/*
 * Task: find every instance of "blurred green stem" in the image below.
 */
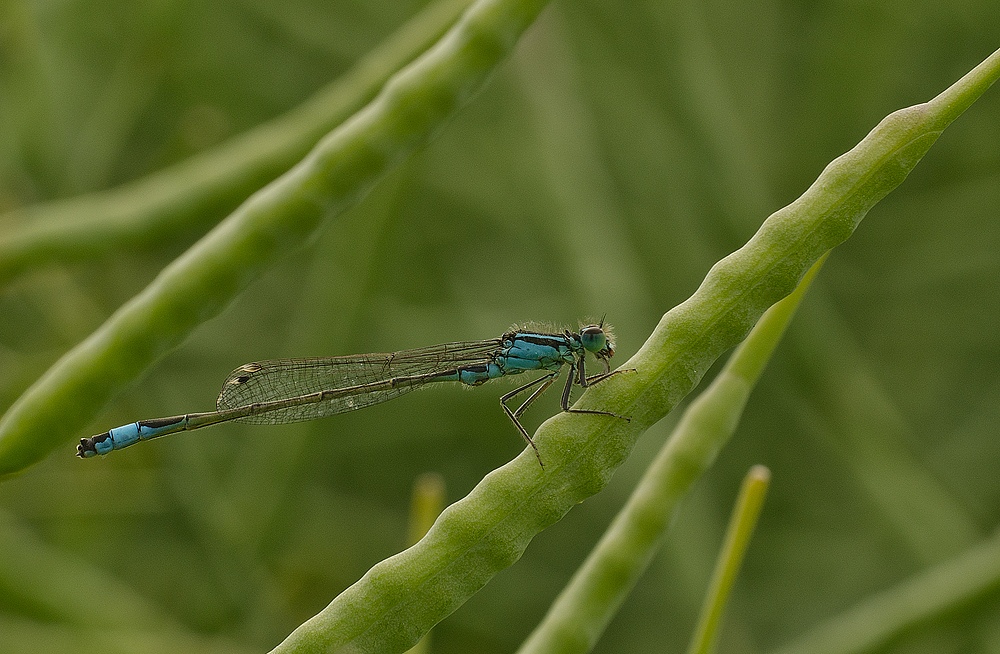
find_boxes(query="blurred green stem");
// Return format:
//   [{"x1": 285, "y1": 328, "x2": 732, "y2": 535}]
[
  {"x1": 768, "y1": 529, "x2": 1000, "y2": 654},
  {"x1": 0, "y1": 0, "x2": 474, "y2": 288},
  {"x1": 687, "y1": 465, "x2": 771, "y2": 654}
]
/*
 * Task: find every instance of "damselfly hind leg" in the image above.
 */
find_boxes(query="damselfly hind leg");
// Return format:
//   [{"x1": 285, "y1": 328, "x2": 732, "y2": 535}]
[{"x1": 499, "y1": 372, "x2": 559, "y2": 467}]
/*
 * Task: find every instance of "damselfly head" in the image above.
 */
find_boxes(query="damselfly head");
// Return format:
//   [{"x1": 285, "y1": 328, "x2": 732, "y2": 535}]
[{"x1": 579, "y1": 323, "x2": 615, "y2": 359}]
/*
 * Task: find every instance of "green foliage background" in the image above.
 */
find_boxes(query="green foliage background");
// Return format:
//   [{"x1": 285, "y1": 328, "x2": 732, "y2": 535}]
[{"x1": 1, "y1": 1, "x2": 998, "y2": 652}]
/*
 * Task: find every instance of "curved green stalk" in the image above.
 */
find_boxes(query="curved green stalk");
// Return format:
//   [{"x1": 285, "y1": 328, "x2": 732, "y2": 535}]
[
  {"x1": 267, "y1": 48, "x2": 1000, "y2": 654},
  {"x1": 0, "y1": 0, "x2": 550, "y2": 477},
  {"x1": 0, "y1": 0, "x2": 475, "y2": 289}
]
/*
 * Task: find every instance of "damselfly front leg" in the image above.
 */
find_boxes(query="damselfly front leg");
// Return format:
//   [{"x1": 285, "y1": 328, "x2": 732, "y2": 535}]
[{"x1": 561, "y1": 356, "x2": 632, "y2": 422}]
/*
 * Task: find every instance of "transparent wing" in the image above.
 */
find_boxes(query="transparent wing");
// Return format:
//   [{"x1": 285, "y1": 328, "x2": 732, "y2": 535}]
[{"x1": 215, "y1": 338, "x2": 505, "y2": 424}]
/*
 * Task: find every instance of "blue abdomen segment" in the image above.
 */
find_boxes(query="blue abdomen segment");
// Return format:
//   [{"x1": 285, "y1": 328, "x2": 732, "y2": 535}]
[
  {"x1": 457, "y1": 362, "x2": 503, "y2": 386},
  {"x1": 80, "y1": 416, "x2": 189, "y2": 456},
  {"x1": 107, "y1": 423, "x2": 143, "y2": 451},
  {"x1": 79, "y1": 424, "x2": 142, "y2": 457}
]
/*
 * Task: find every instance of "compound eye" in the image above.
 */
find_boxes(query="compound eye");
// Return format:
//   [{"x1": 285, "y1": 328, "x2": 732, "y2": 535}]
[{"x1": 580, "y1": 325, "x2": 607, "y2": 353}]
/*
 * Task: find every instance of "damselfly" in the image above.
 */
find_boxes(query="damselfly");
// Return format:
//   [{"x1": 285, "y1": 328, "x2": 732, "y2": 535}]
[{"x1": 77, "y1": 322, "x2": 629, "y2": 465}]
